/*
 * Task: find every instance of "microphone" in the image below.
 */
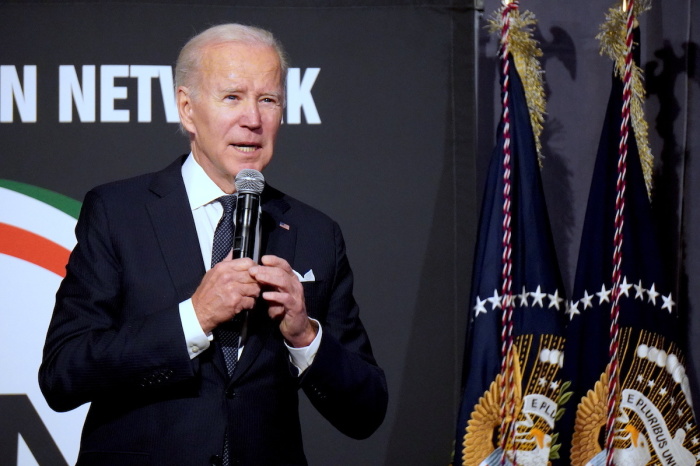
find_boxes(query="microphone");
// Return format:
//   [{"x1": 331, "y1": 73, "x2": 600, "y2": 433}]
[{"x1": 232, "y1": 169, "x2": 264, "y2": 262}]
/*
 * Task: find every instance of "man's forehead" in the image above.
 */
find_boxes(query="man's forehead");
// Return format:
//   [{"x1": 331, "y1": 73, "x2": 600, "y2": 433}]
[
  {"x1": 201, "y1": 42, "x2": 279, "y2": 68},
  {"x1": 198, "y1": 42, "x2": 282, "y2": 84}
]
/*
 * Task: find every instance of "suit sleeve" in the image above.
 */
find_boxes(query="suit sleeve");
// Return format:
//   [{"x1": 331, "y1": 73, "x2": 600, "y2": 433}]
[
  {"x1": 39, "y1": 190, "x2": 196, "y2": 412},
  {"x1": 299, "y1": 220, "x2": 388, "y2": 439}
]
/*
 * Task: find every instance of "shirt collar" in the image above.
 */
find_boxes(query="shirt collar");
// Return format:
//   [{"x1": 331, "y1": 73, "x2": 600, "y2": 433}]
[{"x1": 181, "y1": 153, "x2": 228, "y2": 211}]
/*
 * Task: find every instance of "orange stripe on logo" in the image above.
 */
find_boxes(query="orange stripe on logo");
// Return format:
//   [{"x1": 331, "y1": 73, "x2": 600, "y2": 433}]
[{"x1": 0, "y1": 223, "x2": 71, "y2": 277}]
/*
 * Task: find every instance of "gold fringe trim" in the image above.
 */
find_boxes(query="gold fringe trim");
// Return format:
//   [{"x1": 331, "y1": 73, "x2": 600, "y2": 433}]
[
  {"x1": 597, "y1": 0, "x2": 653, "y2": 196},
  {"x1": 488, "y1": 8, "x2": 547, "y2": 164}
]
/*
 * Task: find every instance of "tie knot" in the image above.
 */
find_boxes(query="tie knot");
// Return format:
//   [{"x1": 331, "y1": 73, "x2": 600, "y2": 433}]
[{"x1": 216, "y1": 195, "x2": 237, "y2": 214}]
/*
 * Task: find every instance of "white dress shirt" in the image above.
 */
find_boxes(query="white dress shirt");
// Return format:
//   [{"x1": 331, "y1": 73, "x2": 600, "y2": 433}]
[{"x1": 177, "y1": 153, "x2": 321, "y2": 372}]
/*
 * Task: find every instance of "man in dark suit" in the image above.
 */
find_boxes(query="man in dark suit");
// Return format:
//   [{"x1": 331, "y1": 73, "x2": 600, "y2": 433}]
[{"x1": 39, "y1": 23, "x2": 388, "y2": 466}]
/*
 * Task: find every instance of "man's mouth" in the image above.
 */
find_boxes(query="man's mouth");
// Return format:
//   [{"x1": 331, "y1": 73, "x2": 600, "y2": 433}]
[{"x1": 232, "y1": 144, "x2": 259, "y2": 153}]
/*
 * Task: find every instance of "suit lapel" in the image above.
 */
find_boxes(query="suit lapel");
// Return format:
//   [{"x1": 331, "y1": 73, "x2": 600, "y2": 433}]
[
  {"x1": 147, "y1": 158, "x2": 234, "y2": 378},
  {"x1": 259, "y1": 187, "x2": 297, "y2": 263},
  {"x1": 229, "y1": 303, "x2": 272, "y2": 384},
  {"x1": 146, "y1": 157, "x2": 206, "y2": 303}
]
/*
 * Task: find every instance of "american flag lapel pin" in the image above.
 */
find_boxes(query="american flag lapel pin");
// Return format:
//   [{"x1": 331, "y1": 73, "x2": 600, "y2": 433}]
[{"x1": 279, "y1": 221, "x2": 290, "y2": 230}]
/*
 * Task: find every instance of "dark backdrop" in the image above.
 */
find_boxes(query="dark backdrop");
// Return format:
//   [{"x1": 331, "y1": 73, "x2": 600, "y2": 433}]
[{"x1": 1, "y1": 0, "x2": 697, "y2": 465}]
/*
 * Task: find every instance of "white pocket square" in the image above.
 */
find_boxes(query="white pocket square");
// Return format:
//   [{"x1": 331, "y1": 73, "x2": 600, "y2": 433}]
[{"x1": 293, "y1": 269, "x2": 315, "y2": 282}]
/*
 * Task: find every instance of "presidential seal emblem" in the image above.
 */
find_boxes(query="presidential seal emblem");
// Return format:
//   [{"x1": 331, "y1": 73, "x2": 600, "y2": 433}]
[
  {"x1": 571, "y1": 328, "x2": 699, "y2": 466},
  {"x1": 461, "y1": 334, "x2": 565, "y2": 466}
]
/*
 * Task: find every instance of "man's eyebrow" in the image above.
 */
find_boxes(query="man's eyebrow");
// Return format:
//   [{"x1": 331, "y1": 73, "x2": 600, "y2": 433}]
[
  {"x1": 218, "y1": 87, "x2": 281, "y2": 97},
  {"x1": 262, "y1": 91, "x2": 283, "y2": 98},
  {"x1": 220, "y1": 87, "x2": 243, "y2": 94}
]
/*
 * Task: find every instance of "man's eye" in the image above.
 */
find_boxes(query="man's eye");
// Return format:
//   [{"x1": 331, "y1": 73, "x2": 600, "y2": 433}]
[{"x1": 225, "y1": 95, "x2": 239, "y2": 101}]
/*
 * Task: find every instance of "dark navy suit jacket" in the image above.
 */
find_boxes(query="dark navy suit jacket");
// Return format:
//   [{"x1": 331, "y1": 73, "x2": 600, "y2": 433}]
[{"x1": 39, "y1": 156, "x2": 388, "y2": 466}]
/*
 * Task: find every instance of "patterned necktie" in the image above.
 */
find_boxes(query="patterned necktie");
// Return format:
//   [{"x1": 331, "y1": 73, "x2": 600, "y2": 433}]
[
  {"x1": 211, "y1": 195, "x2": 236, "y2": 267},
  {"x1": 211, "y1": 195, "x2": 241, "y2": 466},
  {"x1": 211, "y1": 195, "x2": 242, "y2": 377}
]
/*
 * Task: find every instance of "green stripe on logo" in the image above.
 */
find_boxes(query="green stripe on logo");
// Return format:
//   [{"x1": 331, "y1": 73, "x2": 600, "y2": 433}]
[{"x1": 0, "y1": 179, "x2": 81, "y2": 219}]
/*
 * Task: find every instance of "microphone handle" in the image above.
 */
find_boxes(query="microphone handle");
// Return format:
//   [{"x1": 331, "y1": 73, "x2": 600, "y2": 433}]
[{"x1": 232, "y1": 192, "x2": 261, "y2": 261}]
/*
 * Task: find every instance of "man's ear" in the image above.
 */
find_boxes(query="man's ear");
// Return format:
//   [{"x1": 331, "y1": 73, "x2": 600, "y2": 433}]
[{"x1": 177, "y1": 86, "x2": 195, "y2": 134}]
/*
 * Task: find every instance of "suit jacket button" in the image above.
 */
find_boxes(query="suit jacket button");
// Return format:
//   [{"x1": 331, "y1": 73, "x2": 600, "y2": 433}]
[
  {"x1": 210, "y1": 454, "x2": 222, "y2": 465},
  {"x1": 226, "y1": 389, "x2": 236, "y2": 398}
]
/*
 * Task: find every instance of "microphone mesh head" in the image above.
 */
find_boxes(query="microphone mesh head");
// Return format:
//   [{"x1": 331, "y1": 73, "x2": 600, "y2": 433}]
[{"x1": 235, "y1": 169, "x2": 265, "y2": 194}]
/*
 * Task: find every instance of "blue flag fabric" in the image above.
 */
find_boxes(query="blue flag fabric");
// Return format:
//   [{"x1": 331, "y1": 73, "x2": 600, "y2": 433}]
[
  {"x1": 454, "y1": 57, "x2": 566, "y2": 465},
  {"x1": 560, "y1": 44, "x2": 700, "y2": 465}
]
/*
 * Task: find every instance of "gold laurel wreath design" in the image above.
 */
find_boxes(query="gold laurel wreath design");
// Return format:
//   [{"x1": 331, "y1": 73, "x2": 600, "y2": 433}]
[
  {"x1": 461, "y1": 348, "x2": 523, "y2": 466},
  {"x1": 571, "y1": 369, "x2": 609, "y2": 466}
]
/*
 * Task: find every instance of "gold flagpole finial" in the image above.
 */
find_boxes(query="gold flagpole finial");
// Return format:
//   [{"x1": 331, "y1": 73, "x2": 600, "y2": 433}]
[{"x1": 622, "y1": 0, "x2": 629, "y2": 12}]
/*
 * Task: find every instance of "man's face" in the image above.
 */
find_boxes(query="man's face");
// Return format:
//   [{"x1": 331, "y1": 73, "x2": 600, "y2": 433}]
[{"x1": 178, "y1": 41, "x2": 284, "y2": 192}]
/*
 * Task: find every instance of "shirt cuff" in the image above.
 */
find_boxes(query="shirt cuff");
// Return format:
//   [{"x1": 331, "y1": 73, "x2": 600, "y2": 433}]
[
  {"x1": 285, "y1": 318, "x2": 322, "y2": 374},
  {"x1": 179, "y1": 298, "x2": 212, "y2": 359}
]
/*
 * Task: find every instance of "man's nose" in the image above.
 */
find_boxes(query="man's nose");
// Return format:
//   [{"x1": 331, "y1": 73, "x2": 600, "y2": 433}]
[{"x1": 239, "y1": 101, "x2": 262, "y2": 128}]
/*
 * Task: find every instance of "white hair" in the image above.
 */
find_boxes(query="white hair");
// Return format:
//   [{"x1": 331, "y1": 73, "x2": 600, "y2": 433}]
[{"x1": 175, "y1": 23, "x2": 288, "y2": 100}]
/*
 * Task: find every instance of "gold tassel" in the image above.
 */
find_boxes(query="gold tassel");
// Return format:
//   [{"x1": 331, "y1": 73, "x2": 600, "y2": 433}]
[
  {"x1": 597, "y1": 0, "x2": 654, "y2": 196},
  {"x1": 488, "y1": 8, "x2": 547, "y2": 165}
]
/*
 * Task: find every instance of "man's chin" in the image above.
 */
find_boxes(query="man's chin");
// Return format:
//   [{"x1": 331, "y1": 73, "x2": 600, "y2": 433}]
[{"x1": 231, "y1": 159, "x2": 272, "y2": 175}]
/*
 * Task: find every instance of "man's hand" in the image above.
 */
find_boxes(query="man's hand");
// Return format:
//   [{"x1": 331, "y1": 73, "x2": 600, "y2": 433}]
[
  {"x1": 192, "y1": 258, "x2": 260, "y2": 334},
  {"x1": 249, "y1": 255, "x2": 317, "y2": 348}
]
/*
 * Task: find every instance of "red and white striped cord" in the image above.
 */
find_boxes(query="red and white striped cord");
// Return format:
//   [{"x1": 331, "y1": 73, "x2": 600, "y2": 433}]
[
  {"x1": 498, "y1": 1, "x2": 519, "y2": 464},
  {"x1": 605, "y1": 2, "x2": 635, "y2": 465}
]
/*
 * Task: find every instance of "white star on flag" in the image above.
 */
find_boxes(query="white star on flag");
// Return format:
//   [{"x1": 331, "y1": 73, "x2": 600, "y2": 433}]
[
  {"x1": 635, "y1": 280, "x2": 645, "y2": 300},
  {"x1": 530, "y1": 285, "x2": 546, "y2": 307},
  {"x1": 647, "y1": 283, "x2": 660, "y2": 305},
  {"x1": 661, "y1": 294, "x2": 675, "y2": 313},
  {"x1": 619, "y1": 276, "x2": 633, "y2": 297},
  {"x1": 518, "y1": 286, "x2": 529, "y2": 307},
  {"x1": 597, "y1": 284, "x2": 611, "y2": 304},
  {"x1": 487, "y1": 289, "x2": 502, "y2": 310},
  {"x1": 581, "y1": 290, "x2": 594, "y2": 309},
  {"x1": 548, "y1": 289, "x2": 563, "y2": 310},
  {"x1": 474, "y1": 297, "x2": 488, "y2": 316},
  {"x1": 566, "y1": 301, "x2": 580, "y2": 321}
]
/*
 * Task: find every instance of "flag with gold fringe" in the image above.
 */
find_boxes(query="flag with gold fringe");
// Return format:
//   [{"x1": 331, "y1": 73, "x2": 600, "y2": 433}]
[
  {"x1": 453, "y1": 2, "x2": 567, "y2": 464},
  {"x1": 560, "y1": 1, "x2": 700, "y2": 464}
]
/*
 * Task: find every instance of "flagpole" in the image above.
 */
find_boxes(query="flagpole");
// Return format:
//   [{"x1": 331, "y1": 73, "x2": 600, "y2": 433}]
[{"x1": 605, "y1": 1, "x2": 635, "y2": 464}]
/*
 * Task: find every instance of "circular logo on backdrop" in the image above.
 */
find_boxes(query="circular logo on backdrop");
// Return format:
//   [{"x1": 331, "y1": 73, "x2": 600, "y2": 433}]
[{"x1": 0, "y1": 180, "x2": 87, "y2": 466}]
